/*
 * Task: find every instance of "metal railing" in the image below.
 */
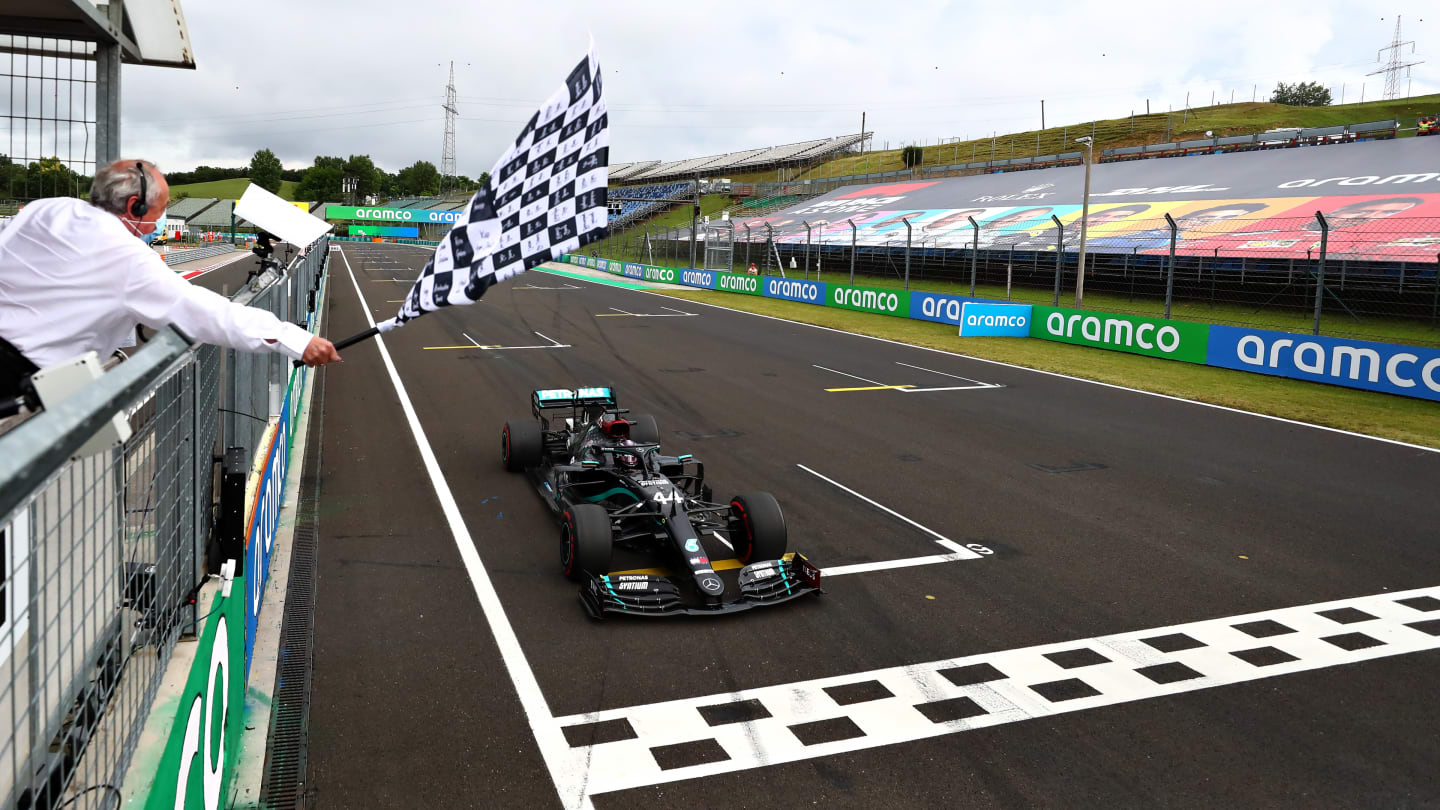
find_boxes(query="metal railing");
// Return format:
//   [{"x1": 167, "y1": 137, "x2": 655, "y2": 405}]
[
  {"x1": 609, "y1": 216, "x2": 1440, "y2": 346},
  {"x1": 0, "y1": 236, "x2": 329, "y2": 810}
]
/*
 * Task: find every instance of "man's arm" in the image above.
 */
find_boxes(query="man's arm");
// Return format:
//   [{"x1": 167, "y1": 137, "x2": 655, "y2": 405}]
[{"x1": 123, "y1": 252, "x2": 341, "y2": 365}]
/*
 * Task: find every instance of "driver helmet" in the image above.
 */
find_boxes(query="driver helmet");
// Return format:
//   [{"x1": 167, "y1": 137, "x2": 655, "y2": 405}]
[{"x1": 616, "y1": 439, "x2": 642, "y2": 472}]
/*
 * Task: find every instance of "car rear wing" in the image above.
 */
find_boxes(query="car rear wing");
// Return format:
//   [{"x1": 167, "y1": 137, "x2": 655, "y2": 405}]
[{"x1": 531, "y1": 386, "x2": 617, "y2": 416}]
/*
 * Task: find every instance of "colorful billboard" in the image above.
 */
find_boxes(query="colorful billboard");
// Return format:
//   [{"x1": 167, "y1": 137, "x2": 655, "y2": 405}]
[{"x1": 737, "y1": 138, "x2": 1440, "y2": 261}]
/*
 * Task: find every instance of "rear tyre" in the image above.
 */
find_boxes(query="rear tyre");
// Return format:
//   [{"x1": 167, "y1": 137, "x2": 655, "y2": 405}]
[
  {"x1": 561, "y1": 503, "x2": 613, "y2": 581},
  {"x1": 728, "y1": 491, "x2": 787, "y2": 564},
  {"x1": 502, "y1": 420, "x2": 543, "y2": 472},
  {"x1": 628, "y1": 414, "x2": 660, "y2": 444}
]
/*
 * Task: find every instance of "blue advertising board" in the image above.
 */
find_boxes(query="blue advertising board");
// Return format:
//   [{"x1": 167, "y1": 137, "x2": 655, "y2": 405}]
[
  {"x1": 623, "y1": 263, "x2": 645, "y2": 279},
  {"x1": 762, "y1": 277, "x2": 826, "y2": 304},
  {"x1": 959, "y1": 302, "x2": 1033, "y2": 336},
  {"x1": 1207, "y1": 325, "x2": 1440, "y2": 402},
  {"x1": 909, "y1": 292, "x2": 983, "y2": 326},
  {"x1": 678, "y1": 268, "x2": 717, "y2": 289},
  {"x1": 243, "y1": 370, "x2": 298, "y2": 679}
]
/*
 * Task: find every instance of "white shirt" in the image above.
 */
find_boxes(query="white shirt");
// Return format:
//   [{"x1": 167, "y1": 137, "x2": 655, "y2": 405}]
[{"x1": 0, "y1": 198, "x2": 312, "y2": 369}]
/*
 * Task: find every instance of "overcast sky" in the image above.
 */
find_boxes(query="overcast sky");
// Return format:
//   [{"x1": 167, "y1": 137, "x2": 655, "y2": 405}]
[{"x1": 119, "y1": 0, "x2": 1440, "y2": 176}]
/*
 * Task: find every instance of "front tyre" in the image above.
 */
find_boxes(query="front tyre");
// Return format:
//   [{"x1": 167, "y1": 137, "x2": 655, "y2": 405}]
[
  {"x1": 561, "y1": 503, "x2": 613, "y2": 581},
  {"x1": 502, "y1": 420, "x2": 543, "y2": 472},
  {"x1": 728, "y1": 491, "x2": 787, "y2": 564}
]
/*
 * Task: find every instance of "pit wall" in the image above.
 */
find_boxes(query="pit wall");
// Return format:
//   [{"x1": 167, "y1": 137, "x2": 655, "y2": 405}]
[{"x1": 561, "y1": 255, "x2": 1440, "y2": 402}]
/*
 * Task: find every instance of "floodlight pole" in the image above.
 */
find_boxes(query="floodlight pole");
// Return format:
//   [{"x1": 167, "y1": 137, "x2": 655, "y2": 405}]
[
  {"x1": 1164, "y1": 213, "x2": 1179, "y2": 318},
  {"x1": 967, "y1": 216, "x2": 980, "y2": 297},
  {"x1": 688, "y1": 178, "x2": 702, "y2": 269},
  {"x1": 803, "y1": 221, "x2": 812, "y2": 280},
  {"x1": 848, "y1": 218, "x2": 857, "y2": 284},
  {"x1": 1051, "y1": 215, "x2": 1064, "y2": 305},
  {"x1": 1313, "y1": 211, "x2": 1328, "y2": 335},
  {"x1": 903, "y1": 217, "x2": 913, "y2": 290},
  {"x1": 1074, "y1": 137, "x2": 1094, "y2": 309}
]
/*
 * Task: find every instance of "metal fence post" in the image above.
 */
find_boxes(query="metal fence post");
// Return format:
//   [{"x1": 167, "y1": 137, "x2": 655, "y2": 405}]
[
  {"x1": 1433, "y1": 253, "x2": 1440, "y2": 325},
  {"x1": 848, "y1": 219, "x2": 857, "y2": 284},
  {"x1": 1313, "y1": 211, "x2": 1328, "y2": 335},
  {"x1": 1164, "y1": 213, "x2": 1178, "y2": 318},
  {"x1": 967, "y1": 216, "x2": 980, "y2": 297},
  {"x1": 765, "y1": 224, "x2": 775, "y2": 274},
  {"x1": 1051, "y1": 214, "x2": 1064, "y2": 306},
  {"x1": 903, "y1": 217, "x2": 913, "y2": 290},
  {"x1": 744, "y1": 224, "x2": 751, "y2": 272},
  {"x1": 1007, "y1": 244, "x2": 1014, "y2": 301}
]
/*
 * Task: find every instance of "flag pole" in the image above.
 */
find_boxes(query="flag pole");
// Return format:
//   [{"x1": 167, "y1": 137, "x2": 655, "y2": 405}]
[{"x1": 292, "y1": 326, "x2": 380, "y2": 367}]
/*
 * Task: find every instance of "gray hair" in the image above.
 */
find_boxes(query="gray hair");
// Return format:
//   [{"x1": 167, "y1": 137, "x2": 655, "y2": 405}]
[{"x1": 89, "y1": 159, "x2": 165, "y2": 215}]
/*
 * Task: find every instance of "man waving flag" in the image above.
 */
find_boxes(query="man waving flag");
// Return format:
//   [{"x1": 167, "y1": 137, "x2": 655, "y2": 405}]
[{"x1": 359, "y1": 45, "x2": 606, "y2": 342}]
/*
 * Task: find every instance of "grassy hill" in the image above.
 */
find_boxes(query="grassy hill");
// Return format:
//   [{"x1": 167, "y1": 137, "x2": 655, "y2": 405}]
[
  {"x1": 720, "y1": 93, "x2": 1440, "y2": 184},
  {"x1": 167, "y1": 177, "x2": 299, "y2": 201}
]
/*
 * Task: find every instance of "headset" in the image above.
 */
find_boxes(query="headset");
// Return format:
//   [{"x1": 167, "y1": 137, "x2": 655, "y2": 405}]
[{"x1": 130, "y1": 161, "x2": 149, "y2": 219}]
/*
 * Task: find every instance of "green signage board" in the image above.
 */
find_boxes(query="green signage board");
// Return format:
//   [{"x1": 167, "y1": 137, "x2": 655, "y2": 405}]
[
  {"x1": 1030, "y1": 305, "x2": 1210, "y2": 363},
  {"x1": 828, "y1": 283, "x2": 910, "y2": 317},
  {"x1": 325, "y1": 205, "x2": 462, "y2": 224},
  {"x1": 712, "y1": 271, "x2": 763, "y2": 296},
  {"x1": 143, "y1": 580, "x2": 247, "y2": 810}
]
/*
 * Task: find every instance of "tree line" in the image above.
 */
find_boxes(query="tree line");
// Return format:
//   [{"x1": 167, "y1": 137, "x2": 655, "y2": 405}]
[{"x1": 247, "y1": 148, "x2": 487, "y2": 202}]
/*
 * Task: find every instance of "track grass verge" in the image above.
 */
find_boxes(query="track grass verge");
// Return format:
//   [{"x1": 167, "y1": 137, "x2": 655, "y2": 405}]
[{"x1": 656, "y1": 288, "x2": 1440, "y2": 450}]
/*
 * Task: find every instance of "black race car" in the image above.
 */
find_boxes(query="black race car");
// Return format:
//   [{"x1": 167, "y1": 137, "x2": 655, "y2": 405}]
[{"x1": 501, "y1": 386, "x2": 821, "y2": 618}]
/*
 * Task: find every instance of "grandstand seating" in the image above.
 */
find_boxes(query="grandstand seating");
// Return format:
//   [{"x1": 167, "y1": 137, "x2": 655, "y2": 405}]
[
  {"x1": 614, "y1": 134, "x2": 867, "y2": 184},
  {"x1": 186, "y1": 199, "x2": 235, "y2": 229},
  {"x1": 608, "y1": 181, "x2": 691, "y2": 228},
  {"x1": 166, "y1": 197, "x2": 219, "y2": 219}
]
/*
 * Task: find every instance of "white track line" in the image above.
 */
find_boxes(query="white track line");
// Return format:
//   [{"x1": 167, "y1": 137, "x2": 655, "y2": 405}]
[
  {"x1": 796, "y1": 464, "x2": 980, "y2": 559},
  {"x1": 709, "y1": 530, "x2": 734, "y2": 551},
  {"x1": 537, "y1": 268, "x2": 1439, "y2": 455},
  {"x1": 822, "y1": 552, "x2": 975, "y2": 577},
  {"x1": 894, "y1": 360, "x2": 999, "y2": 387},
  {"x1": 812, "y1": 364, "x2": 889, "y2": 387},
  {"x1": 339, "y1": 247, "x2": 591, "y2": 810},
  {"x1": 463, "y1": 332, "x2": 483, "y2": 347}
]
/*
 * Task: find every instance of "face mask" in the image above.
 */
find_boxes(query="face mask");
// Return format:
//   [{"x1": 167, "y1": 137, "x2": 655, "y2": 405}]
[{"x1": 123, "y1": 207, "x2": 165, "y2": 245}]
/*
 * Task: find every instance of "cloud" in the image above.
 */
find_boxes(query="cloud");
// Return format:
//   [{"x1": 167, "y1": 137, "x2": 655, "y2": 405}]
[{"x1": 118, "y1": 0, "x2": 1439, "y2": 175}]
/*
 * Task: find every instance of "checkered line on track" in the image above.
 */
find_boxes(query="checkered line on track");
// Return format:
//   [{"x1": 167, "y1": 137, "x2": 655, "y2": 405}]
[{"x1": 550, "y1": 587, "x2": 1440, "y2": 798}]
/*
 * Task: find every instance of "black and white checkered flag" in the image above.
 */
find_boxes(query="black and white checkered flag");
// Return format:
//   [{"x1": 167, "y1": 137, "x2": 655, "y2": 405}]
[{"x1": 377, "y1": 45, "x2": 607, "y2": 333}]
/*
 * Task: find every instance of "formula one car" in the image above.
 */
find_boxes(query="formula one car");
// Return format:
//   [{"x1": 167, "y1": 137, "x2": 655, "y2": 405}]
[{"x1": 501, "y1": 386, "x2": 821, "y2": 618}]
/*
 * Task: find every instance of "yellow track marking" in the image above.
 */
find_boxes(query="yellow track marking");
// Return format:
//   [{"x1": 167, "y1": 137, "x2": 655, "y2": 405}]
[
  {"x1": 824, "y1": 385, "x2": 915, "y2": 392},
  {"x1": 423, "y1": 345, "x2": 499, "y2": 350}
]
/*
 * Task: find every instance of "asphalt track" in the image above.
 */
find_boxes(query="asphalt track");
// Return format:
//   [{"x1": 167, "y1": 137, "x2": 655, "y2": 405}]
[{"x1": 300, "y1": 242, "x2": 1440, "y2": 809}]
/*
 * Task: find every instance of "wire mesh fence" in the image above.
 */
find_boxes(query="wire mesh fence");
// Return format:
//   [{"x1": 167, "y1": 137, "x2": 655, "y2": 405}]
[
  {"x1": 0, "y1": 238, "x2": 328, "y2": 810},
  {"x1": 598, "y1": 212, "x2": 1440, "y2": 347},
  {"x1": 0, "y1": 35, "x2": 97, "y2": 200}
]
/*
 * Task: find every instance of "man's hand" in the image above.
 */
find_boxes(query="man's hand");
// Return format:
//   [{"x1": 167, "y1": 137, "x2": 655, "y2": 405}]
[{"x1": 301, "y1": 336, "x2": 341, "y2": 367}]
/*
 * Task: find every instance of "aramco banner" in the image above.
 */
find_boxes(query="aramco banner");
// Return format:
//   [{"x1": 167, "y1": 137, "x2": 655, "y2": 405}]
[{"x1": 325, "y1": 205, "x2": 462, "y2": 224}]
